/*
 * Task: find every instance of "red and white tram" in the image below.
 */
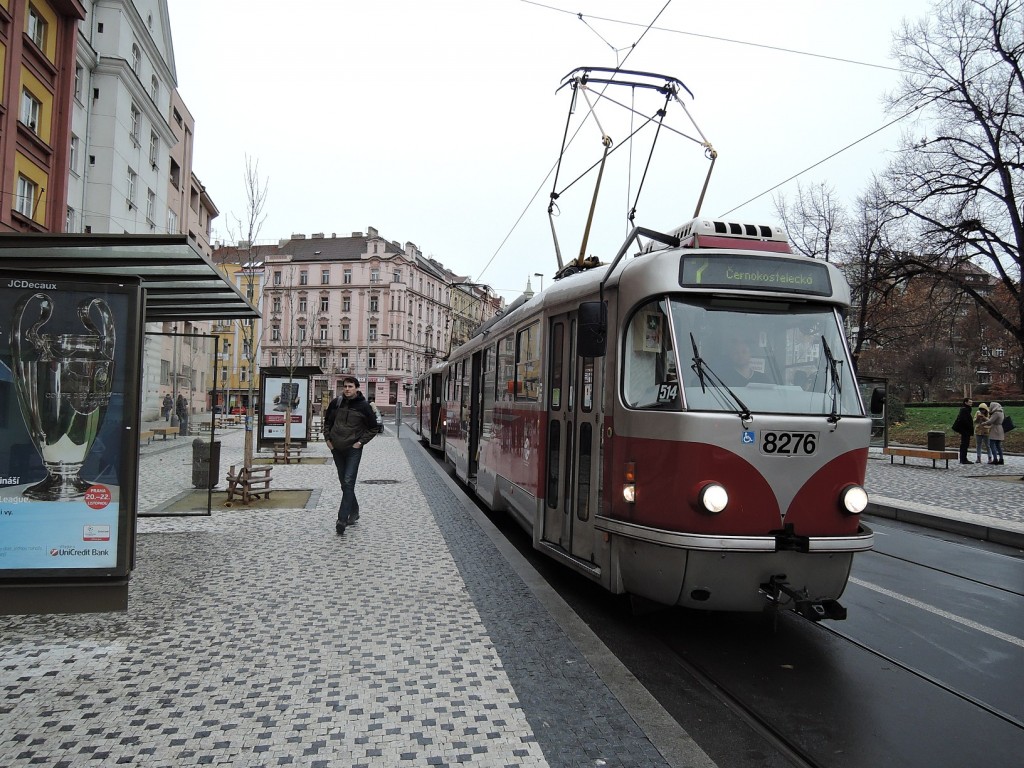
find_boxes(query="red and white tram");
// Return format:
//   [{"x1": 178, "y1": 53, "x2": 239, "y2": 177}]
[{"x1": 419, "y1": 218, "x2": 874, "y2": 620}]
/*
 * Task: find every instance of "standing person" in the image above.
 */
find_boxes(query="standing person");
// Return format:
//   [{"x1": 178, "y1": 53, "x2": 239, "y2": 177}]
[
  {"x1": 324, "y1": 376, "x2": 379, "y2": 534},
  {"x1": 952, "y1": 397, "x2": 974, "y2": 464},
  {"x1": 974, "y1": 403, "x2": 992, "y2": 464},
  {"x1": 984, "y1": 402, "x2": 1005, "y2": 465},
  {"x1": 162, "y1": 393, "x2": 173, "y2": 421},
  {"x1": 175, "y1": 394, "x2": 189, "y2": 436}
]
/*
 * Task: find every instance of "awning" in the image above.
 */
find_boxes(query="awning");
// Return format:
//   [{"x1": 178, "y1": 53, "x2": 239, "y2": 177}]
[{"x1": 0, "y1": 234, "x2": 259, "y2": 322}]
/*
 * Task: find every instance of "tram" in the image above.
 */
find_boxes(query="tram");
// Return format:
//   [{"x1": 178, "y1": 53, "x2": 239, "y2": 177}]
[{"x1": 417, "y1": 218, "x2": 875, "y2": 620}]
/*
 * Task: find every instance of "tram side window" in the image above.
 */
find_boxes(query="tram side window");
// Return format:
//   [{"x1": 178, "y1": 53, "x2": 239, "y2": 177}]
[
  {"x1": 497, "y1": 333, "x2": 515, "y2": 401},
  {"x1": 515, "y1": 322, "x2": 541, "y2": 401},
  {"x1": 623, "y1": 300, "x2": 680, "y2": 410}
]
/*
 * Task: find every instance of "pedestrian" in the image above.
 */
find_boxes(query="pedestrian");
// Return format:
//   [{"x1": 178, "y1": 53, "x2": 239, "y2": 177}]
[
  {"x1": 162, "y1": 393, "x2": 173, "y2": 421},
  {"x1": 952, "y1": 397, "x2": 975, "y2": 464},
  {"x1": 323, "y1": 376, "x2": 379, "y2": 534},
  {"x1": 175, "y1": 394, "x2": 189, "y2": 436},
  {"x1": 974, "y1": 403, "x2": 992, "y2": 464},
  {"x1": 983, "y1": 401, "x2": 1005, "y2": 465}
]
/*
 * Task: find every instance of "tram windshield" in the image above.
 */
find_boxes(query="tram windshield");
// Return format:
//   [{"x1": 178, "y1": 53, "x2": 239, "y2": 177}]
[{"x1": 622, "y1": 296, "x2": 863, "y2": 416}]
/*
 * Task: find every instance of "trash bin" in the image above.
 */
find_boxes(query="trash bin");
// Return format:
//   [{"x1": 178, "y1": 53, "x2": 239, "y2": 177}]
[
  {"x1": 927, "y1": 431, "x2": 945, "y2": 451},
  {"x1": 192, "y1": 439, "x2": 221, "y2": 489}
]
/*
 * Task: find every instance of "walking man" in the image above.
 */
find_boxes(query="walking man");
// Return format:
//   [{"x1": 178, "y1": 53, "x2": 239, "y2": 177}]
[{"x1": 324, "y1": 376, "x2": 379, "y2": 534}]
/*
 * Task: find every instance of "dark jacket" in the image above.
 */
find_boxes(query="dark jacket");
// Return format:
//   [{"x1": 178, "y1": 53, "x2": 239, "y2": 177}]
[
  {"x1": 324, "y1": 392, "x2": 377, "y2": 451},
  {"x1": 952, "y1": 405, "x2": 973, "y2": 436}
]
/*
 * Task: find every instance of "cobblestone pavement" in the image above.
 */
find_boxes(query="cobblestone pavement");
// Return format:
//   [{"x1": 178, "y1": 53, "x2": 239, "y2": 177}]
[
  {"x1": 865, "y1": 447, "x2": 1024, "y2": 544},
  {"x1": 0, "y1": 425, "x2": 701, "y2": 768}
]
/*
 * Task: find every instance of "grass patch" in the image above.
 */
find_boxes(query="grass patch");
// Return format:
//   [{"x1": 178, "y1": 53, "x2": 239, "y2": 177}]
[{"x1": 889, "y1": 406, "x2": 1024, "y2": 452}]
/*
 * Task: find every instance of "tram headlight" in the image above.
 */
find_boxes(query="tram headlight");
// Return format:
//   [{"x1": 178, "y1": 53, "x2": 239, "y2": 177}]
[
  {"x1": 698, "y1": 483, "x2": 728, "y2": 514},
  {"x1": 622, "y1": 461, "x2": 636, "y2": 504},
  {"x1": 839, "y1": 484, "x2": 868, "y2": 515}
]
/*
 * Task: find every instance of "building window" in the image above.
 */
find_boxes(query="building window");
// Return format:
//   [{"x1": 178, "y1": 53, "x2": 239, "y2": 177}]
[
  {"x1": 343, "y1": 269, "x2": 352, "y2": 284},
  {"x1": 20, "y1": 89, "x2": 41, "y2": 133},
  {"x1": 131, "y1": 43, "x2": 141, "y2": 74},
  {"x1": 146, "y1": 189, "x2": 155, "y2": 220},
  {"x1": 370, "y1": 296, "x2": 379, "y2": 312},
  {"x1": 298, "y1": 326, "x2": 307, "y2": 342},
  {"x1": 270, "y1": 353, "x2": 278, "y2": 366},
  {"x1": 149, "y1": 131, "x2": 159, "y2": 167},
  {"x1": 150, "y1": 75, "x2": 158, "y2": 102},
  {"x1": 272, "y1": 296, "x2": 281, "y2": 313},
  {"x1": 271, "y1": 326, "x2": 280, "y2": 341},
  {"x1": 130, "y1": 103, "x2": 141, "y2": 144},
  {"x1": 66, "y1": 206, "x2": 75, "y2": 231},
  {"x1": 319, "y1": 353, "x2": 328, "y2": 369},
  {"x1": 298, "y1": 297, "x2": 307, "y2": 313},
  {"x1": 299, "y1": 270, "x2": 308, "y2": 286},
  {"x1": 341, "y1": 325, "x2": 350, "y2": 341},
  {"x1": 27, "y1": 5, "x2": 47, "y2": 50},
  {"x1": 167, "y1": 208, "x2": 178, "y2": 233},
  {"x1": 70, "y1": 134, "x2": 80, "y2": 173},
  {"x1": 74, "y1": 65, "x2": 83, "y2": 101},
  {"x1": 319, "y1": 325, "x2": 328, "y2": 340},
  {"x1": 342, "y1": 296, "x2": 351, "y2": 312},
  {"x1": 340, "y1": 354, "x2": 349, "y2": 369},
  {"x1": 126, "y1": 167, "x2": 137, "y2": 207},
  {"x1": 368, "y1": 352, "x2": 377, "y2": 370},
  {"x1": 370, "y1": 268, "x2": 381, "y2": 284},
  {"x1": 393, "y1": 270, "x2": 402, "y2": 283},
  {"x1": 15, "y1": 175, "x2": 37, "y2": 218},
  {"x1": 321, "y1": 269, "x2": 330, "y2": 285},
  {"x1": 369, "y1": 324, "x2": 378, "y2": 342},
  {"x1": 320, "y1": 296, "x2": 329, "y2": 312},
  {"x1": 273, "y1": 271, "x2": 282, "y2": 286}
]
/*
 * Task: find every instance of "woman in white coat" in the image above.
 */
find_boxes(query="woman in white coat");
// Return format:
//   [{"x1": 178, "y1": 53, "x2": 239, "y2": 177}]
[{"x1": 984, "y1": 402, "x2": 1005, "y2": 465}]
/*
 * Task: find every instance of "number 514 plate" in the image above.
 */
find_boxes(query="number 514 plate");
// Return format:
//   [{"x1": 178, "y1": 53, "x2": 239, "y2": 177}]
[{"x1": 759, "y1": 431, "x2": 817, "y2": 455}]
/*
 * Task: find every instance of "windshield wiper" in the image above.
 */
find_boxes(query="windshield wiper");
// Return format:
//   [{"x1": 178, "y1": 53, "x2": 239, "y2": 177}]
[
  {"x1": 821, "y1": 334, "x2": 842, "y2": 424},
  {"x1": 690, "y1": 332, "x2": 752, "y2": 421}
]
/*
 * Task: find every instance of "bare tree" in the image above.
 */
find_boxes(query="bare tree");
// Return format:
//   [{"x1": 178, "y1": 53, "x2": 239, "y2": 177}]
[
  {"x1": 230, "y1": 157, "x2": 269, "y2": 471},
  {"x1": 773, "y1": 181, "x2": 845, "y2": 262},
  {"x1": 884, "y1": 0, "x2": 1024, "y2": 384}
]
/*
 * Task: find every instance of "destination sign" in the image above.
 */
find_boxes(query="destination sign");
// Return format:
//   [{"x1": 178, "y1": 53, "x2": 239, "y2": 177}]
[{"x1": 679, "y1": 255, "x2": 832, "y2": 297}]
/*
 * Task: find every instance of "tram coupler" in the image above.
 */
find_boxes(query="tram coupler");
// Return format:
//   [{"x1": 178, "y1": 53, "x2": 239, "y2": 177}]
[{"x1": 760, "y1": 574, "x2": 847, "y2": 622}]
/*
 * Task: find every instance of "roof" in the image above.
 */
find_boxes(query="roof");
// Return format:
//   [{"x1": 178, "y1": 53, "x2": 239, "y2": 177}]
[{"x1": 0, "y1": 234, "x2": 259, "y2": 321}]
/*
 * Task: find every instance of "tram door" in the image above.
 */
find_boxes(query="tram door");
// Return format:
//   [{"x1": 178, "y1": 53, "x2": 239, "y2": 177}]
[
  {"x1": 541, "y1": 312, "x2": 600, "y2": 562},
  {"x1": 428, "y1": 371, "x2": 444, "y2": 447},
  {"x1": 468, "y1": 351, "x2": 483, "y2": 480}
]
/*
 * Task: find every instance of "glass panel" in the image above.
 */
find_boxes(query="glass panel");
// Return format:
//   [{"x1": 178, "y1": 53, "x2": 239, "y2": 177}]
[
  {"x1": 622, "y1": 299, "x2": 680, "y2": 410},
  {"x1": 547, "y1": 420, "x2": 560, "y2": 508},
  {"x1": 576, "y1": 423, "x2": 592, "y2": 521},
  {"x1": 550, "y1": 322, "x2": 564, "y2": 411},
  {"x1": 670, "y1": 296, "x2": 863, "y2": 416}
]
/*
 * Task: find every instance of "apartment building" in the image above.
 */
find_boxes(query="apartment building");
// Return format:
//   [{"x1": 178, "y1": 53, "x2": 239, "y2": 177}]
[
  {"x1": 214, "y1": 228, "x2": 505, "y2": 412},
  {"x1": 64, "y1": 0, "x2": 219, "y2": 420},
  {"x1": 0, "y1": 0, "x2": 86, "y2": 233}
]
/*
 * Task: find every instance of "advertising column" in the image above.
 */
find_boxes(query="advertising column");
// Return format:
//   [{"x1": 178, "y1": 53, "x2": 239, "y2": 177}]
[{"x1": 0, "y1": 273, "x2": 141, "y2": 613}]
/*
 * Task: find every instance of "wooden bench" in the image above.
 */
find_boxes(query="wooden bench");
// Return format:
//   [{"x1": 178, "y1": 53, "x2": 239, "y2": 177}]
[
  {"x1": 225, "y1": 464, "x2": 273, "y2": 506},
  {"x1": 883, "y1": 447, "x2": 960, "y2": 468},
  {"x1": 139, "y1": 430, "x2": 155, "y2": 445},
  {"x1": 272, "y1": 444, "x2": 304, "y2": 464},
  {"x1": 151, "y1": 427, "x2": 176, "y2": 440}
]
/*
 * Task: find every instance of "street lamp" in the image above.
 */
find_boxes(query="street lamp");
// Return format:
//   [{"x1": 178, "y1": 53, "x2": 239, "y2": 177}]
[{"x1": 534, "y1": 272, "x2": 544, "y2": 292}]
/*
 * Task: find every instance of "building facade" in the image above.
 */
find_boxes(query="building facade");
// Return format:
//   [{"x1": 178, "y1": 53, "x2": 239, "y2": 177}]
[
  {"x1": 214, "y1": 228, "x2": 505, "y2": 412},
  {"x1": 0, "y1": 0, "x2": 86, "y2": 233}
]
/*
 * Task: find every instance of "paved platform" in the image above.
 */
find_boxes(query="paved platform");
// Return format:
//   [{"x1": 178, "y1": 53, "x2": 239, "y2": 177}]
[{"x1": 1, "y1": 426, "x2": 1021, "y2": 767}]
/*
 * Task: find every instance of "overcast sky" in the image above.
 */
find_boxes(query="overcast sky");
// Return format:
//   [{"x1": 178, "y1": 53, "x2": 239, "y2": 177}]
[{"x1": 168, "y1": 0, "x2": 936, "y2": 301}]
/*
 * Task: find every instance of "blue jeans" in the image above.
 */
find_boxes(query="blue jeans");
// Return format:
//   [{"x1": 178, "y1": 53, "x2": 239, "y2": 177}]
[
  {"x1": 990, "y1": 439, "x2": 1004, "y2": 463},
  {"x1": 331, "y1": 445, "x2": 362, "y2": 521},
  {"x1": 976, "y1": 434, "x2": 990, "y2": 462}
]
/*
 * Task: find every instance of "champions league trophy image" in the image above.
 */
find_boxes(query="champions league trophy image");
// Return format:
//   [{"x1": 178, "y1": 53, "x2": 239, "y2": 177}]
[{"x1": 10, "y1": 292, "x2": 116, "y2": 501}]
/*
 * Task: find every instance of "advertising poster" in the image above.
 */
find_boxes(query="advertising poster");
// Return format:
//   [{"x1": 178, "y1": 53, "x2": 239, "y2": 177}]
[
  {"x1": 260, "y1": 375, "x2": 309, "y2": 441},
  {"x1": 0, "y1": 273, "x2": 139, "y2": 579}
]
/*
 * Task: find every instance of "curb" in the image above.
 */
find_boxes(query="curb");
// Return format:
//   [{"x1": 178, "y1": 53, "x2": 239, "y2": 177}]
[{"x1": 866, "y1": 496, "x2": 1024, "y2": 550}]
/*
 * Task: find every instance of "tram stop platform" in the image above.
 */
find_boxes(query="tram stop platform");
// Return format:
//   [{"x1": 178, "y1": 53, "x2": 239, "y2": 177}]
[
  {"x1": 0, "y1": 422, "x2": 710, "y2": 768},
  {"x1": 2, "y1": 421, "x2": 1022, "y2": 767}
]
